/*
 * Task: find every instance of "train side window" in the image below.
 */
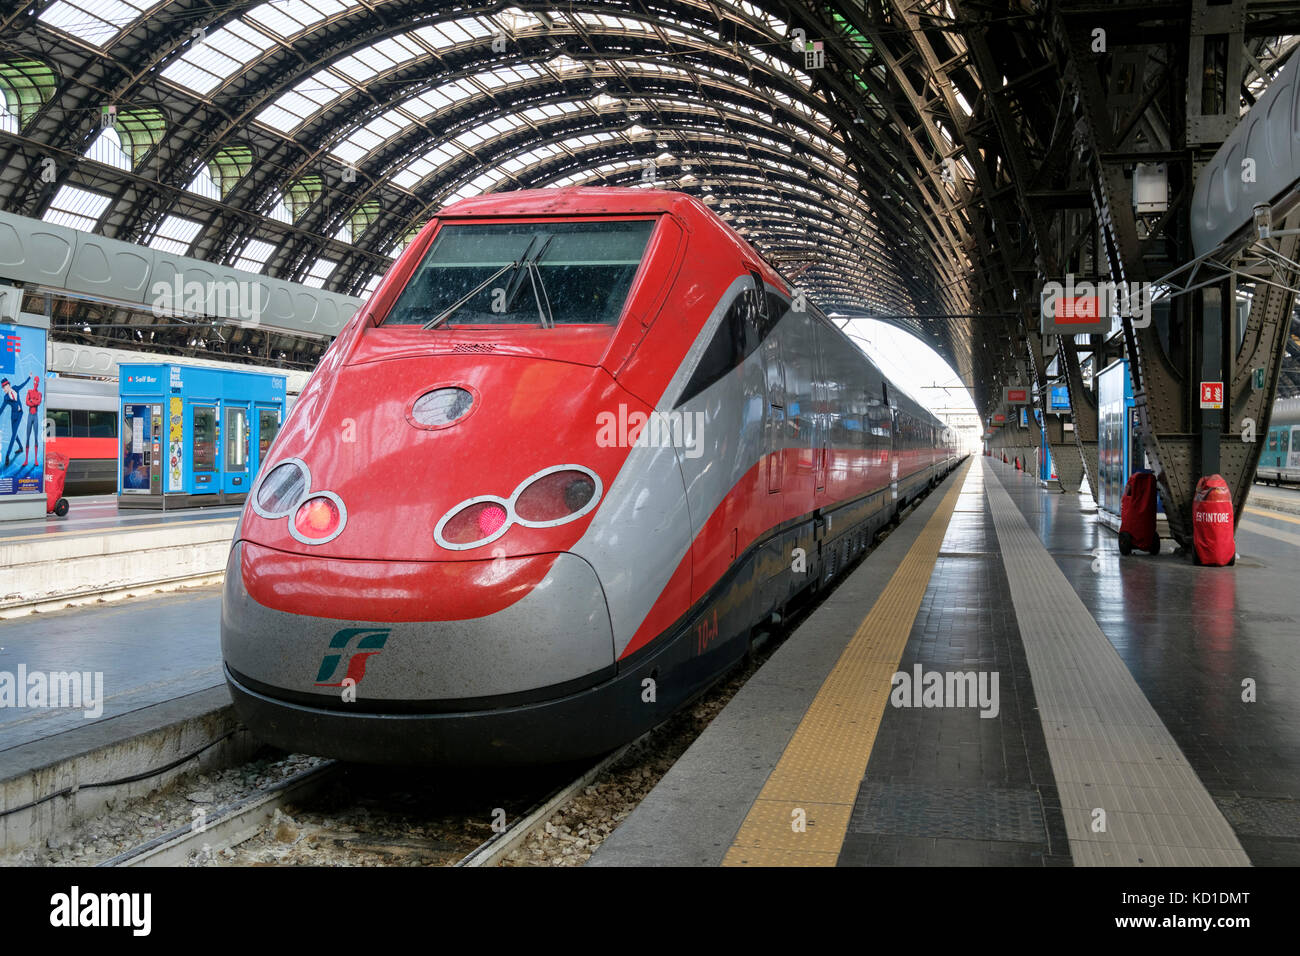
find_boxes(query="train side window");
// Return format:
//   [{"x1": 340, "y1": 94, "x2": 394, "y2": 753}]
[
  {"x1": 1269, "y1": 431, "x2": 1278, "y2": 451},
  {"x1": 48, "y1": 409, "x2": 72, "y2": 437},
  {"x1": 88, "y1": 411, "x2": 117, "y2": 437},
  {"x1": 1282, "y1": 430, "x2": 1290, "y2": 453},
  {"x1": 764, "y1": 291, "x2": 790, "y2": 338},
  {"x1": 676, "y1": 282, "x2": 764, "y2": 407},
  {"x1": 72, "y1": 408, "x2": 90, "y2": 437}
]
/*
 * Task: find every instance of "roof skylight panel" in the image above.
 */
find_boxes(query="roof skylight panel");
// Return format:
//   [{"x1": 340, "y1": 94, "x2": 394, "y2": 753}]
[
  {"x1": 439, "y1": 77, "x2": 482, "y2": 104},
  {"x1": 442, "y1": 182, "x2": 478, "y2": 204},
  {"x1": 328, "y1": 138, "x2": 368, "y2": 166},
  {"x1": 431, "y1": 20, "x2": 475, "y2": 44},
  {"x1": 245, "y1": 0, "x2": 352, "y2": 41},
  {"x1": 266, "y1": 196, "x2": 292, "y2": 223},
  {"x1": 161, "y1": 19, "x2": 278, "y2": 95},
  {"x1": 146, "y1": 214, "x2": 203, "y2": 256},
  {"x1": 361, "y1": 274, "x2": 383, "y2": 297},
  {"x1": 187, "y1": 167, "x2": 222, "y2": 200},
  {"x1": 303, "y1": 257, "x2": 338, "y2": 289},
  {"x1": 85, "y1": 127, "x2": 132, "y2": 169},
  {"x1": 392, "y1": 168, "x2": 424, "y2": 190},
  {"x1": 454, "y1": 126, "x2": 488, "y2": 149},
  {"x1": 256, "y1": 69, "x2": 349, "y2": 131},
  {"x1": 39, "y1": 0, "x2": 155, "y2": 47},
  {"x1": 42, "y1": 185, "x2": 112, "y2": 233}
]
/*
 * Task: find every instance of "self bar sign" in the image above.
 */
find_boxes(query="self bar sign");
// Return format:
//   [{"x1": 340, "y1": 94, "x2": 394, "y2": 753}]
[{"x1": 1200, "y1": 381, "x2": 1224, "y2": 410}]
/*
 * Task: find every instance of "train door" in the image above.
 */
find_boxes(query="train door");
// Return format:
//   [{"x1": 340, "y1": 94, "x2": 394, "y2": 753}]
[
  {"x1": 253, "y1": 405, "x2": 281, "y2": 480},
  {"x1": 191, "y1": 404, "x2": 219, "y2": 495},
  {"x1": 1288, "y1": 427, "x2": 1300, "y2": 472},
  {"x1": 222, "y1": 403, "x2": 251, "y2": 494},
  {"x1": 883, "y1": 381, "x2": 898, "y2": 501},
  {"x1": 812, "y1": 323, "x2": 828, "y2": 495},
  {"x1": 760, "y1": 286, "x2": 786, "y2": 495}
]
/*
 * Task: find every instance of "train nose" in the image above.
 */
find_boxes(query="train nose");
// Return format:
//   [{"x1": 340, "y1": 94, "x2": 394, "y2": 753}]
[{"x1": 220, "y1": 541, "x2": 614, "y2": 705}]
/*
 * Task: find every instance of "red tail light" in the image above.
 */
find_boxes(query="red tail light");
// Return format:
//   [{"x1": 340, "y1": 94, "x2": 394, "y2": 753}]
[
  {"x1": 441, "y1": 501, "x2": 510, "y2": 545},
  {"x1": 478, "y1": 503, "x2": 508, "y2": 536},
  {"x1": 294, "y1": 496, "x2": 341, "y2": 540}
]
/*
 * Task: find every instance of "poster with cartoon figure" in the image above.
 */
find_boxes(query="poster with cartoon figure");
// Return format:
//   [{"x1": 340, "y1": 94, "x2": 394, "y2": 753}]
[
  {"x1": 168, "y1": 396, "x2": 183, "y2": 492},
  {"x1": 0, "y1": 323, "x2": 45, "y2": 497}
]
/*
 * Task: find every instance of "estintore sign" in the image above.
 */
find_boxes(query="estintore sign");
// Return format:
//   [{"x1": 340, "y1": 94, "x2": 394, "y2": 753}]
[{"x1": 1200, "y1": 382, "x2": 1224, "y2": 409}]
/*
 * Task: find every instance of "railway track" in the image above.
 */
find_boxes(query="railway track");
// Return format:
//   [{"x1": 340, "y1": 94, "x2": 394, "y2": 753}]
[{"x1": 95, "y1": 750, "x2": 630, "y2": 868}]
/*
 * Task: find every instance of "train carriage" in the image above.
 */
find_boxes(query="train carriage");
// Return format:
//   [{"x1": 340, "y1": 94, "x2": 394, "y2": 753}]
[
  {"x1": 221, "y1": 188, "x2": 960, "y2": 766},
  {"x1": 1257, "y1": 397, "x2": 1300, "y2": 485}
]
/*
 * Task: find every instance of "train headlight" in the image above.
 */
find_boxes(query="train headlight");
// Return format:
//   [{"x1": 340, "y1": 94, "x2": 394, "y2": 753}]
[
  {"x1": 515, "y1": 469, "x2": 598, "y2": 523},
  {"x1": 408, "y1": 386, "x2": 475, "y2": 429},
  {"x1": 252, "y1": 459, "x2": 310, "y2": 519},
  {"x1": 433, "y1": 465, "x2": 602, "y2": 550},
  {"x1": 289, "y1": 492, "x2": 347, "y2": 545}
]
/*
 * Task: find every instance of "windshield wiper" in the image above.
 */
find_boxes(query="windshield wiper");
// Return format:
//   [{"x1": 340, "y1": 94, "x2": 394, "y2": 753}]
[
  {"x1": 523, "y1": 234, "x2": 555, "y2": 328},
  {"x1": 526, "y1": 260, "x2": 554, "y2": 328},
  {"x1": 421, "y1": 259, "x2": 519, "y2": 330}
]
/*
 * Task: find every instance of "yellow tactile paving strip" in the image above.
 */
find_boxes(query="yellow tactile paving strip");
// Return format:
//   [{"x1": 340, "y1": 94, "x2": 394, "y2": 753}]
[{"x1": 721, "y1": 461, "x2": 970, "y2": 867}]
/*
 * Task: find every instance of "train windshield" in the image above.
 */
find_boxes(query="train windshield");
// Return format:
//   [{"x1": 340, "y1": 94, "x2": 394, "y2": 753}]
[{"x1": 381, "y1": 218, "x2": 656, "y2": 328}]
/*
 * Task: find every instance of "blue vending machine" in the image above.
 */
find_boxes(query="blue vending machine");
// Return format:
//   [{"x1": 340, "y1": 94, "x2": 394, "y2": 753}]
[{"x1": 118, "y1": 364, "x2": 286, "y2": 510}]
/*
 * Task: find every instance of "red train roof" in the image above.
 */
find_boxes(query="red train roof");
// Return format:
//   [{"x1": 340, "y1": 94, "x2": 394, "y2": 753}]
[{"x1": 438, "y1": 186, "x2": 702, "y2": 218}]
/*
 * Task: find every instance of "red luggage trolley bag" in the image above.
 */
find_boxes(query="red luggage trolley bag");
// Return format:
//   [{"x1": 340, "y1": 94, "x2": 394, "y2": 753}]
[
  {"x1": 45, "y1": 450, "x2": 70, "y2": 517},
  {"x1": 1117, "y1": 470, "x2": 1160, "y2": 555},
  {"x1": 1192, "y1": 475, "x2": 1235, "y2": 566}
]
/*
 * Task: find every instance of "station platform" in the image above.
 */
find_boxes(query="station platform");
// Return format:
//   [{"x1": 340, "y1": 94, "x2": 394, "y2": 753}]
[
  {"x1": 0, "y1": 585, "x2": 225, "y2": 750},
  {"x1": 591, "y1": 457, "x2": 1300, "y2": 867},
  {"x1": 0, "y1": 495, "x2": 240, "y2": 542},
  {"x1": 0, "y1": 495, "x2": 238, "y2": 616}
]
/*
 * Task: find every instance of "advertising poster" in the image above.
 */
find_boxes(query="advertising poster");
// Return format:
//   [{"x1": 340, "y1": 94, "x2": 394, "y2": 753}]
[
  {"x1": 168, "y1": 396, "x2": 183, "y2": 492},
  {"x1": 0, "y1": 323, "x2": 46, "y2": 497}
]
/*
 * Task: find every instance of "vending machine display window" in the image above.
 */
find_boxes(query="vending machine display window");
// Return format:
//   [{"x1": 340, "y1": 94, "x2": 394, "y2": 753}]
[{"x1": 192, "y1": 406, "x2": 217, "y2": 472}]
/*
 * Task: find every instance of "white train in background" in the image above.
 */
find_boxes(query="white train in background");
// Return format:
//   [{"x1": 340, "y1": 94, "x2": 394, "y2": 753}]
[{"x1": 1256, "y1": 397, "x2": 1300, "y2": 485}]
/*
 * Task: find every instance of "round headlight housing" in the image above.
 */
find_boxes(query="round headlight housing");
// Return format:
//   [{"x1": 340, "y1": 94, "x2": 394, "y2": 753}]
[
  {"x1": 252, "y1": 459, "x2": 309, "y2": 519},
  {"x1": 289, "y1": 492, "x2": 346, "y2": 545},
  {"x1": 437, "y1": 499, "x2": 511, "y2": 548},
  {"x1": 515, "y1": 469, "x2": 598, "y2": 523}
]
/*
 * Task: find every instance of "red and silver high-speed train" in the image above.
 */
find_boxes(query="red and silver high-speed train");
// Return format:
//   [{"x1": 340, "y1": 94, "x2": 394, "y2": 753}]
[{"x1": 221, "y1": 188, "x2": 961, "y2": 765}]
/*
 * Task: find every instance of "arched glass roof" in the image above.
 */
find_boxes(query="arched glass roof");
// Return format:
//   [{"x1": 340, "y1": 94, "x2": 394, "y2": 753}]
[{"x1": 12, "y1": 0, "x2": 1124, "y2": 398}]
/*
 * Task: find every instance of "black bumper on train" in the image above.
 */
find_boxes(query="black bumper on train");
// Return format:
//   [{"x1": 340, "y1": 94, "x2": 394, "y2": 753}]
[{"x1": 224, "y1": 649, "x2": 682, "y2": 767}]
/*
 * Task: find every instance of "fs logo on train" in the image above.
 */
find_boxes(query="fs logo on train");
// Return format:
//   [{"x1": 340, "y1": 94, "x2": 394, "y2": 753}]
[{"x1": 314, "y1": 628, "x2": 390, "y2": 686}]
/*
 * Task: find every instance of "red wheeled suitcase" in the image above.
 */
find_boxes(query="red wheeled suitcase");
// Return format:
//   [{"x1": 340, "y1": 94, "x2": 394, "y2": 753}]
[
  {"x1": 1118, "y1": 470, "x2": 1160, "y2": 555},
  {"x1": 1192, "y1": 475, "x2": 1235, "y2": 566}
]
